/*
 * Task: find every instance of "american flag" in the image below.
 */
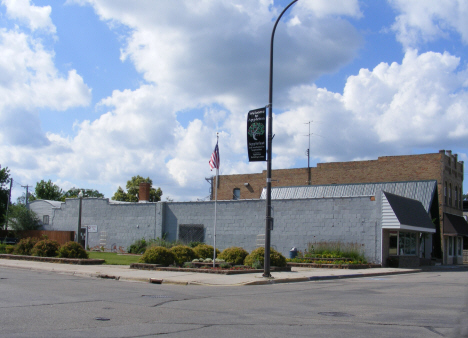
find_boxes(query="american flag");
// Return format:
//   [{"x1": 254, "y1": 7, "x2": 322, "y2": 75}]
[{"x1": 209, "y1": 142, "x2": 220, "y2": 170}]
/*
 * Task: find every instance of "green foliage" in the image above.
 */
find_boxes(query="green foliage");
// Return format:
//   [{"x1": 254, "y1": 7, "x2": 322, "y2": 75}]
[
  {"x1": 188, "y1": 241, "x2": 203, "y2": 248},
  {"x1": 252, "y1": 260, "x2": 262, "y2": 269},
  {"x1": 305, "y1": 241, "x2": 365, "y2": 261},
  {"x1": 61, "y1": 188, "x2": 104, "y2": 201},
  {"x1": 15, "y1": 237, "x2": 39, "y2": 255},
  {"x1": 127, "y1": 238, "x2": 148, "y2": 254},
  {"x1": 170, "y1": 245, "x2": 196, "y2": 266},
  {"x1": 244, "y1": 247, "x2": 287, "y2": 267},
  {"x1": 30, "y1": 179, "x2": 63, "y2": 201},
  {"x1": 31, "y1": 239, "x2": 60, "y2": 257},
  {"x1": 112, "y1": 175, "x2": 163, "y2": 202},
  {"x1": 0, "y1": 244, "x2": 15, "y2": 254},
  {"x1": 183, "y1": 262, "x2": 196, "y2": 268},
  {"x1": 219, "y1": 262, "x2": 231, "y2": 269},
  {"x1": 6, "y1": 205, "x2": 41, "y2": 231},
  {"x1": 218, "y1": 246, "x2": 249, "y2": 265},
  {"x1": 139, "y1": 246, "x2": 175, "y2": 266},
  {"x1": 58, "y1": 241, "x2": 89, "y2": 259},
  {"x1": 193, "y1": 244, "x2": 220, "y2": 259},
  {"x1": 0, "y1": 166, "x2": 11, "y2": 228}
]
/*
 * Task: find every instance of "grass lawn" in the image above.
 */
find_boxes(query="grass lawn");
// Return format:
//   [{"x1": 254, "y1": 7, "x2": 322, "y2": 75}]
[{"x1": 88, "y1": 252, "x2": 141, "y2": 265}]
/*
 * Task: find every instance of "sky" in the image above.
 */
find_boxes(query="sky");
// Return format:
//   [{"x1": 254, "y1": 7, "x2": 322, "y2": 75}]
[{"x1": 1, "y1": 0, "x2": 468, "y2": 202}]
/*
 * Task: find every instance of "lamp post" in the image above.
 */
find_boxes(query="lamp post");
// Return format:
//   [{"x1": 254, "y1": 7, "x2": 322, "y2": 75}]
[
  {"x1": 264, "y1": 0, "x2": 298, "y2": 278},
  {"x1": 76, "y1": 190, "x2": 83, "y2": 244}
]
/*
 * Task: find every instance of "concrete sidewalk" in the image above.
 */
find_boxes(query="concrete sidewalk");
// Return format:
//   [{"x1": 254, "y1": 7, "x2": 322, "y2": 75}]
[{"x1": 0, "y1": 258, "x2": 424, "y2": 286}]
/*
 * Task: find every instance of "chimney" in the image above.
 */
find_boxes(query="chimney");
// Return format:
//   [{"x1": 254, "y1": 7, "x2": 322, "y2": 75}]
[
  {"x1": 139, "y1": 182, "x2": 151, "y2": 203},
  {"x1": 446, "y1": 150, "x2": 452, "y2": 156}
]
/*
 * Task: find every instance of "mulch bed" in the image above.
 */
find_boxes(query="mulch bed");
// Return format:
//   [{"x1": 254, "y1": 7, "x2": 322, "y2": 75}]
[
  {"x1": 0, "y1": 254, "x2": 105, "y2": 265},
  {"x1": 131, "y1": 263, "x2": 291, "y2": 275},
  {"x1": 287, "y1": 262, "x2": 381, "y2": 269}
]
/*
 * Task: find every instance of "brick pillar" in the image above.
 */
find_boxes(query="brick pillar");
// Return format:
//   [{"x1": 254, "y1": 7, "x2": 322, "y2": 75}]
[{"x1": 139, "y1": 182, "x2": 150, "y2": 203}]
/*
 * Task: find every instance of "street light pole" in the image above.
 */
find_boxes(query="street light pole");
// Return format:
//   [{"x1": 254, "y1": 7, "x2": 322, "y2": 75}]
[
  {"x1": 76, "y1": 190, "x2": 83, "y2": 244},
  {"x1": 264, "y1": 0, "x2": 298, "y2": 278}
]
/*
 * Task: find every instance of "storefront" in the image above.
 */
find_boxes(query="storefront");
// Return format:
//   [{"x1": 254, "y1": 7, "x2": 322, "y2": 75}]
[
  {"x1": 443, "y1": 213, "x2": 468, "y2": 264},
  {"x1": 381, "y1": 192, "x2": 436, "y2": 267}
]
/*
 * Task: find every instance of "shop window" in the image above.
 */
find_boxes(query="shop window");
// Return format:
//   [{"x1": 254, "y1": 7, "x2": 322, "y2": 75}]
[
  {"x1": 448, "y1": 237, "x2": 453, "y2": 256},
  {"x1": 43, "y1": 215, "x2": 49, "y2": 225},
  {"x1": 233, "y1": 188, "x2": 240, "y2": 200},
  {"x1": 398, "y1": 232, "x2": 417, "y2": 255},
  {"x1": 457, "y1": 237, "x2": 462, "y2": 256}
]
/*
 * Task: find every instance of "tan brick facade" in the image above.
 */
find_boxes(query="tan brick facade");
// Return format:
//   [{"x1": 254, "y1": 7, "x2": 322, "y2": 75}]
[{"x1": 213, "y1": 150, "x2": 465, "y2": 260}]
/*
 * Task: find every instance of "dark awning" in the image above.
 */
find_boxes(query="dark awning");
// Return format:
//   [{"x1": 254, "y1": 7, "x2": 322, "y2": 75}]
[
  {"x1": 443, "y1": 213, "x2": 468, "y2": 236},
  {"x1": 382, "y1": 191, "x2": 435, "y2": 232}
]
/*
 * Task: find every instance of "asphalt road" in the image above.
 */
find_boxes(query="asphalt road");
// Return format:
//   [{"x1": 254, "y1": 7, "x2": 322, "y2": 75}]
[{"x1": 0, "y1": 267, "x2": 467, "y2": 337}]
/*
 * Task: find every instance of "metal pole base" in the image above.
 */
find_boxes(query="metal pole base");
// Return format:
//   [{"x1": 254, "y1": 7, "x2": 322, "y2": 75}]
[{"x1": 262, "y1": 273, "x2": 273, "y2": 278}]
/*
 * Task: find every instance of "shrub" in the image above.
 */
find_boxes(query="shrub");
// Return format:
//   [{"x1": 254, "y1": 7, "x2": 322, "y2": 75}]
[
  {"x1": 244, "y1": 247, "x2": 287, "y2": 267},
  {"x1": 58, "y1": 242, "x2": 88, "y2": 259},
  {"x1": 15, "y1": 237, "x2": 39, "y2": 255},
  {"x1": 127, "y1": 238, "x2": 147, "y2": 254},
  {"x1": 170, "y1": 245, "x2": 196, "y2": 266},
  {"x1": 193, "y1": 244, "x2": 220, "y2": 259},
  {"x1": 183, "y1": 262, "x2": 196, "y2": 268},
  {"x1": 188, "y1": 241, "x2": 203, "y2": 248},
  {"x1": 218, "y1": 246, "x2": 249, "y2": 265},
  {"x1": 5, "y1": 245, "x2": 15, "y2": 254},
  {"x1": 139, "y1": 246, "x2": 175, "y2": 266},
  {"x1": 219, "y1": 262, "x2": 231, "y2": 269},
  {"x1": 31, "y1": 239, "x2": 60, "y2": 257}
]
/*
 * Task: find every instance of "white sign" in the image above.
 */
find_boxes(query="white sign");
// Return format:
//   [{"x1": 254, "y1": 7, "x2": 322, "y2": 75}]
[{"x1": 87, "y1": 225, "x2": 98, "y2": 233}]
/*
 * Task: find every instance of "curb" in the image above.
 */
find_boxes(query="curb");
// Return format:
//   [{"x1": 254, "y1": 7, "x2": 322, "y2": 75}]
[{"x1": 242, "y1": 269, "x2": 422, "y2": 285}]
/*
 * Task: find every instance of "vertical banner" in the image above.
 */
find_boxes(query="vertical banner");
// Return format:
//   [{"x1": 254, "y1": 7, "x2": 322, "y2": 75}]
[{"x1": 247, "y1": 108, "x2": 267, "y2": 161}]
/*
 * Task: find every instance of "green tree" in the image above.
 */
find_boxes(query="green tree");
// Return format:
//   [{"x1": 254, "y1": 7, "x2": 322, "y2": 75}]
[
  {"x1": 112, "y1": 175, "x2": 162, "y2": 202},
  {"x1": 30, "y1": 179, "x2": 63, "y2": 201},
  {"x1": 0, "y1": 167, "x2": 11, "y2": 228},
  {"x1": 61, "y1": 188, "x2": 104, "y2": 201},
  {"x1": 7, "y1": 204, "x2": 40, "y2": 231}
]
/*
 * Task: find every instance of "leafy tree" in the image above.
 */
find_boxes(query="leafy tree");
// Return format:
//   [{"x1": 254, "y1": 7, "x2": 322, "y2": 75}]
[
  {"x1": 30, "y1": 179, "x2": 63, "y2": 201},
  {"x1": 0, "y1": 167, "x2": 11, "y2": 228},
  {"x1": 112, "y1": 175, "x2": 162, "y2": 202},
  {"x1": 61, "y1": 188, "x2": 104, "y2": 201},
  {"x1": 7, "y1": 204, "x2": 40, "y2": 231}
]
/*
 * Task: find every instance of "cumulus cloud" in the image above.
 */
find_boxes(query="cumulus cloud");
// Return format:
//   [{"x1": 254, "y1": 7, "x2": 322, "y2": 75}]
[
  {"x1": 389, "y1": 0, "x2": 468, "y2": 48},
  {"x1": 273, "y1": 49, "x2": 468, "y2": 164},
  {"x1": 3, "y1": 0, "x2": 468, "y2": 202},
  {"x1": 1, "y1": 0, "x2": 56, "y2": 33}
]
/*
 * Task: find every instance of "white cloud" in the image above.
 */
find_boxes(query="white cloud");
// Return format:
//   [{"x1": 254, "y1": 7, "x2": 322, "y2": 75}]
[
  {"x1": 273, "y1": 49, "x2": 468, "y2": 164},
  {"x1": 389, "y1": 0, "x2": 468, "y2": 48},
  {"x1": 1, "y1": 0, "x2": 56, "y2": 33}
]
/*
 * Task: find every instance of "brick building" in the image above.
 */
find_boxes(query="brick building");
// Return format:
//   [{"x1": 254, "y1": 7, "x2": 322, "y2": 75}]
[{"x1": 213, "y1": 150, "x2": 467, "y2": 263}]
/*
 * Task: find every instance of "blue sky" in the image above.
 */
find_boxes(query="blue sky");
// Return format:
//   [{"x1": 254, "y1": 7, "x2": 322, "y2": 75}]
[{"x1": 1, "y1": 0, "x2": 468, "y2": 202}]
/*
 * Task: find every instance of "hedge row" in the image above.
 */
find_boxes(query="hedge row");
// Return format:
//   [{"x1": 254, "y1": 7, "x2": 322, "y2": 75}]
[
  {"x1": 139, "y1": 244, "x2": 286, "y2": 268},
  {"x1": 6, "y1": 237, "x2": 88, "y2": 259}
]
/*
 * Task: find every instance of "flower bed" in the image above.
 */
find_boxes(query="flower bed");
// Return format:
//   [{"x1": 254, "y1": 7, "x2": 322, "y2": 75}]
[
  {"x1": 287, "y1": 262, "x2": 381, "y2": 269},
  {"x1": 131, "y1": 263, "x2": 291, "y2": 275}
]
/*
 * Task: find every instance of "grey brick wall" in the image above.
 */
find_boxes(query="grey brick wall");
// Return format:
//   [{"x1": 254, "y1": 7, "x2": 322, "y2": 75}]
[{"x1": 49, "y1": 196, "x2": 381, "y2": 263}]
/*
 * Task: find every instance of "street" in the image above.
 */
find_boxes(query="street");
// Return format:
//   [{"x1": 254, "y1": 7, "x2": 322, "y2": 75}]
[{"x1": 0, "y1": 267, "x2": 467, "y2": 337}]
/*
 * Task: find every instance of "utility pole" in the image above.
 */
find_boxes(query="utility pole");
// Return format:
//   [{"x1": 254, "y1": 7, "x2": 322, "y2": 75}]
[
  {"x1": 305, "y1": 121, "x2": 312, "y2": 185},
  {"x1": 21, "y1": 185, "x2": 33, "y2": 207},
  {"x1": 4, "y1": 178, "x2": 12, "y2": 230}
]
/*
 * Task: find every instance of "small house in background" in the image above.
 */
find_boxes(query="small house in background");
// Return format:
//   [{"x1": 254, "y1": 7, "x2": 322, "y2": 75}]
[{"x1": 28, "y1": 200, "x2": 63, "y2": 230}]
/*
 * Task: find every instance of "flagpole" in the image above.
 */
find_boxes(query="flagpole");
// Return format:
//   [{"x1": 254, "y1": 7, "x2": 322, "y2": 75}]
[{"x1": 213, "y1": 133, "x2": 219, "y2": 268}]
